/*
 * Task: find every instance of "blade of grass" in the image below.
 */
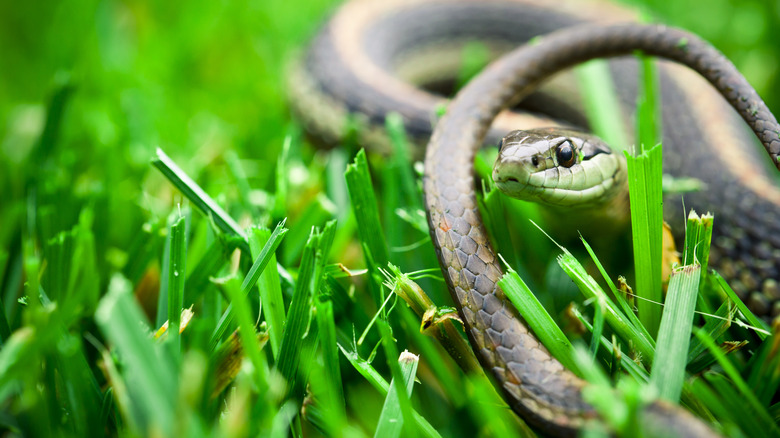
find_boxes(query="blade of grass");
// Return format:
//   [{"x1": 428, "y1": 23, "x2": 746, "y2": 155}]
[
  {"x1": 465, "y1": 375, "x2": 536, "y2": 437},
  {"x1": 248, "y1": 226, "x2": 286, "y2": 357},
  {"x1": 282, "y1": 195, "x2": 335, "y2": 265},
  {"x1": 636, "y1": 53, "x2": 661, "y2": 153},
  {"x1": 695, "y1": 372, "x2": 775, "y2": 437},
  {"x1": 210, "y1": 220, "x2": 287, "y2": 349},
  {"x1": 167, "y1": 213, "x2": 186, "y2": 353},
  {"x1": 30, "y1": 75, "x2": 74, "y2": 165},
  {"x1": 694, "y1": 328, "x2": 779, "y2": 435},
  {"x1": 497, "y1": 258, "x2": 578, "y2": 373},
  {"x1": 345, "y1": 149, "x2": 389, "y2": 309},
  {"x1": 686, "y1": 300, "x2": 735, "y2": 367},
  {"x1": 540, "y1": 230, "x2": 656, "y2": 362},
  {"x1": 650, "y1": 264, "x2": 700, "y2": 402},
  {"x1": 628, "y1": 50, "x2": 663, "y2": 336},
  {"x1": 625, "y1": 143, "x2": 664, "y2": 336},
  {"x1": 183, "y1": 240, "x2": 226, "y2": 305},
  {"x1": 374, "y1": 348, "x2": 419, "y2": 438},
  {"x1": 374, "y1": 320, "x2": 417, "y2": 438},
  {"x1": 312, "y1": 295, "x2": 347, "y2": 433},
  {"x1": 215, "y1": 276, "x2": 268, "y2": 390},
  {"x1": 152, "y1": 148, "x2": 246, "y2": 244},
  {"x1": 581, "y1": 237, "x2": 649, "y2": 340},
  {"x1": 385, "y1": 265, "x2": 479, "y2": 374},
  {"x1": 273, "y1": 134, "x2": 292, "y2": 218},
  {"x1": 95, "y1": 275, "x2": 176, "y2": 435},
  {"x1": 683, "y1": 211, "x2": 716, "y2": 318},
  {"x1": 337, "y1": 341, "x2": 441, "y2": 438},
  {"x1": 712, "y1": 272, "x2": 770, "y2": 338},
  {"x1": 745, "y1": 321, "x2": 780, "y2": 405},
  {"x1": 575, "y1": 60, "x2": 629, "y2": 149},
  {"x1": 276, "y1": 221, "x2": 335, "y2": 399}
]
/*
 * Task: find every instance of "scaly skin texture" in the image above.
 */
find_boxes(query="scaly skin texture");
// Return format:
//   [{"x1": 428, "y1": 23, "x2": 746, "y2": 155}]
[{"x1": 423, "y1": 24, "x2": 778, "y2": 436}]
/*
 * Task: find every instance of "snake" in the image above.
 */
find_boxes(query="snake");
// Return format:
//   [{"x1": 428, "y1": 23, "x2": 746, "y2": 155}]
[{"x1": 290, "y1": 0, "x2": 780, "y2": 435}]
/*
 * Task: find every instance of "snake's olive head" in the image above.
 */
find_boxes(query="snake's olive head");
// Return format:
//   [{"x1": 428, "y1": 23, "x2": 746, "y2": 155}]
[{"x1": 492, "y1": 128, "x2": 623, "y2": 206}]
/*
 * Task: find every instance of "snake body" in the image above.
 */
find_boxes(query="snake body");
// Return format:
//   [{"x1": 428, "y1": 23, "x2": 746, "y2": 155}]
[{"x1": 292, "y1": 0, "x2": 780, "y2": 435}]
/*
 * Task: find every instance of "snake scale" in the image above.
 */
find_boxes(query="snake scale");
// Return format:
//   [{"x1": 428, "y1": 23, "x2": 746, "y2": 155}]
[{"x1": 290, "y1": 0, "x2": 780, "y2": 435}]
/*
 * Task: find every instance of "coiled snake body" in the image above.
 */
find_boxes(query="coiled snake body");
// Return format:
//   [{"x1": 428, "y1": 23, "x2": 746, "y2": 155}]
[{"x1": 291, "y1": 0, "x2": 780, "y2": 435}]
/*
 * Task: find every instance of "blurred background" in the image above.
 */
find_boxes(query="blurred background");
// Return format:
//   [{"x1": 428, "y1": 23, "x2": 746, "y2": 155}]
[
  {"x1": 1, "y1": 0, "x2": 778, "y2": 246},
  {"x1": 1, "y1": 0, "x2": 778, "y2": 435}
]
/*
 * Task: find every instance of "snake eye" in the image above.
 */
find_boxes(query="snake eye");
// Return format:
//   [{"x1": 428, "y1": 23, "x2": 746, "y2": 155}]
[
  {"x1": 556, "y1": 141, "x2": 576, "y2": 168},
  {"x1": 497, "y1": 138, "x2": 504, "y2": 151}
]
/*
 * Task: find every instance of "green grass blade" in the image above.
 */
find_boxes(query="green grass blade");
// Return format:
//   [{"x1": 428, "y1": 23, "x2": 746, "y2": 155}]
[
  {"x1": 712, "y1": 272, "x2": 770, "y2": 338},
  {"x1": 345, "y1": 149, "x2": 390, "y2": 311},
  {"x1": 625, "y1": 143, "x2": 664, "y2": 336},
  {"x1": 241, "y1": 220, "x2": 288, "y2": 297},
  {"x1": 345, "y1": 149, "x2": 389, "y2": 267},
  {"x1": 686, "y1": 300, "x2": 735, "y2": 369},
  {"x1": 276, "y1": 221, "x2": 336, "y2": 399},
  {"x1": 650, "y1": 265, "x2": 700, "y2": 402},
  {"x1": 167, "y1": 213, "x2": 186, "y2": 352},
  {"x1": 636, "y1": 53, "x2": 661, "y2": 153},
  {"x1": 215, "y1": 275, "x2": 268, "y2": 390},
  {"x1": 312, "y1": 295, "x2": 347, "y2": 432},
  {"x1": 575, "y1": 60, "x2": 628, "y2": 149},
  {"x1": 282, "y1": 195, "x2": 335, "y2": 266},
  {"x1": 580, "y1": 237, "x2": 650, "y2": 341},
  {"x1": 374, "y1": 350, "x2": 420, "y2": 438},
  {"x1": 551, "y1": 242, "x2": 656, "y2": 362},
  {"x1": 31, "y1": 75, "x2": 74, "y2": 164},
  {"x1": 374, "y1": 320, "x2": 418, "y2": 438},
  {"x1": 248, "y1": 226, "x2": 287, "y2": 357},
  {"x1": 465, "y1": 375, "x2": 536, "y2": 437},
  {"x1": 210, "y1": 219, "x2": 287, "y2": 349},
  {"x1": 95, "y1": 275, "x2": 176, "y2": 435},
  {"x1": 152, "y1": 148, "x2": 246, "y2": 243},
  {"x1": 338, "y1": 342, "x2": 441, "y2": 438},
  {"x1": 497, "y1": 261, "x2": 578, "y2": 373},
  {"x1": 385, "y1": 114, "x2": 419, "y2": 207},
  {"x1": 273, "y1": 134, "x2": 292, "y2": 218},
  {"x1": 184, "y1": 240, "x2": 226, "y2": 305},
  {"x1": 627, "y1": 48, "x2": 664, "y2": 337},
  {"x1": 455, "y1": 41, "x2": 490, "y2": 90},
  {"x1": 745, "y1": 323, "x2": 780, "y2": 405},
  {"x1": 694, "y1": 328, "x2": 779, "y2": 435}
]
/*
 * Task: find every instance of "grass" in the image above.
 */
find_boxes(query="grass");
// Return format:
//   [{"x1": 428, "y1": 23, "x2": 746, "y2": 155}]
[{"x1": 1, "y1": 0, "x2": 779, "y2": 437}]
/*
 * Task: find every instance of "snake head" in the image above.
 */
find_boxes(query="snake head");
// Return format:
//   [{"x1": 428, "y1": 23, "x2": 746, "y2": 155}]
[{"x1": 492, "y1": 128, "x2": 624, "y2": 207}]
